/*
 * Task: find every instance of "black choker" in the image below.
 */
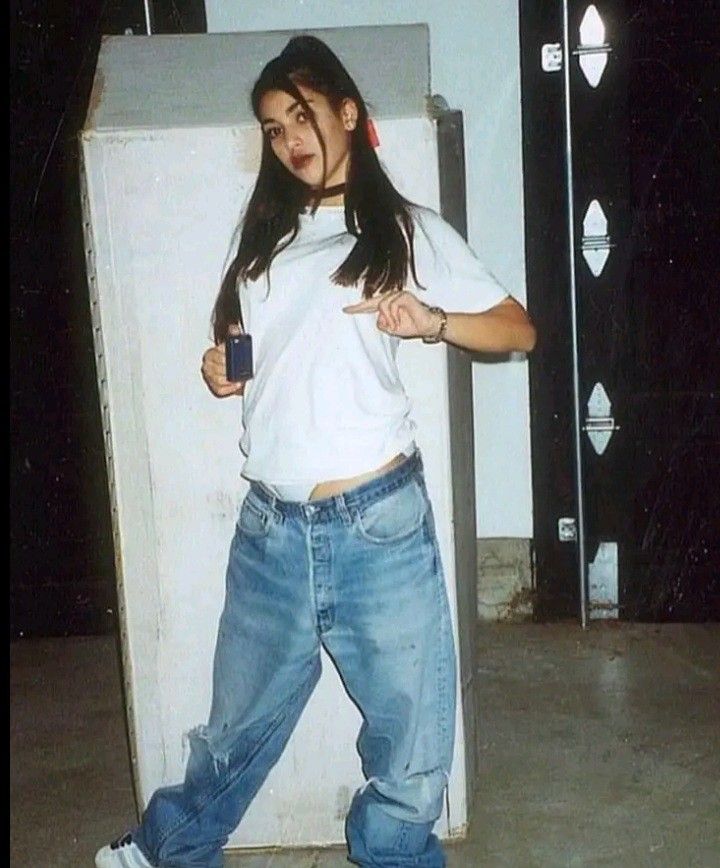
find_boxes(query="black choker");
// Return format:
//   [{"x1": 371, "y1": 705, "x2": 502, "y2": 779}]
[{"x1": 316, "y1": 183, "x2": 346, "y2": 199}]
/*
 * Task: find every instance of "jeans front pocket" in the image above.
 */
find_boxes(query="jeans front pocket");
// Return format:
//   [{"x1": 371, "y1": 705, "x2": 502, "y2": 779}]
[
  {"x1": 236, "y1": 492, "x2": 272, "y2": 539},
  {"x1": 353, "y1": 478, "x2": 427, "y2": 545}
]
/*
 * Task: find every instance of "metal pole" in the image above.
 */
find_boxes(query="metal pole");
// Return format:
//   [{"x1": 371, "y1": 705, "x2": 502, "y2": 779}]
[
  {"x1": 143, "y1": 0, "x2": 153, "y2": 35},
  {"x1": 562, "y1": 0, "x2": 589, "y2": 628}
]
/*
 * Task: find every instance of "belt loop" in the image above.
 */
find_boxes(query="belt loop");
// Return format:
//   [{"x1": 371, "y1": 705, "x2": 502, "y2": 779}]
[
  {"x1": 336, "y1": 494, "x2": 352, "y2": 526},
  {"x1": 260, "y1": 484, "x2": 280, "y2": 520},
  {"x1": 270, "y1": 492, "x2": 284, "y2": 522}
]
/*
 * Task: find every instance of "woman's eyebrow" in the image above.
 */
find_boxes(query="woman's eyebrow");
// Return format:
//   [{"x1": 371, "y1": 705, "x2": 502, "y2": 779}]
[
  {"x1": 285, "y1": 99, "x2": 314, "y2": 115},
  {"x1": 260, "y1": 99, "x2": 315, "y2": 126}
]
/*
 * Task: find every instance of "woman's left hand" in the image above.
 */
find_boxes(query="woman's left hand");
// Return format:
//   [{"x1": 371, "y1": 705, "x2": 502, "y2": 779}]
[{"x1": 343, "y1": 290, "x2": 440, "y2": 340}]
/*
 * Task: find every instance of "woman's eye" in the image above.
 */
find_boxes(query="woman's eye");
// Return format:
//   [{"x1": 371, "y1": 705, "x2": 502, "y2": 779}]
[{"x1": 264, "y1": 126, "x2": 281, "y2": 140}]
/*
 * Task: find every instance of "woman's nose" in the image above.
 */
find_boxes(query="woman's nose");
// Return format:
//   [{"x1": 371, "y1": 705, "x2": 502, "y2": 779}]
[{"x1": 286, "y1": 127, "x2": 303, "y2": 151}]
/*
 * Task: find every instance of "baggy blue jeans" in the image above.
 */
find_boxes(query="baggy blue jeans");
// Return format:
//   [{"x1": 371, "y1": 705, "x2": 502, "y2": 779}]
[{"x1": 133, "y1": 451, "x2": 456, "y2": 867}]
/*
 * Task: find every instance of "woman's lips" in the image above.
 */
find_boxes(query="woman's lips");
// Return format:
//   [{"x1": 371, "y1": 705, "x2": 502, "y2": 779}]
[{"x1": 291, "y1": 154, "x2": 313, "y2": 170}]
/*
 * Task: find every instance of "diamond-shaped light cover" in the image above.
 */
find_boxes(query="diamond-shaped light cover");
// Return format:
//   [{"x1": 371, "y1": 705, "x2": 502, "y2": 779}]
[{"x1": 579, "y1": 5, "x2": 608, "y2": 87}]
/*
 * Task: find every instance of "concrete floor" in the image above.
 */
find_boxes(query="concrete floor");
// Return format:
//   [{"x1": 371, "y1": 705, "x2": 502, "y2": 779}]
[{"x1": 10, "y1": 623, "x2": 720, "y2": 867}]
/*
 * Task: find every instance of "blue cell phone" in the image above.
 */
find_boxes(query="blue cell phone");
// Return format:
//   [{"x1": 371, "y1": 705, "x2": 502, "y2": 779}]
[{"x1": 225, "y1": 334, "x2": 253, "y2": 382}]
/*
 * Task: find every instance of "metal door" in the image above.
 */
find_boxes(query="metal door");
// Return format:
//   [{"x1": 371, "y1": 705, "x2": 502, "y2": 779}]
[{"x1": 521, "y1": 0, "x2": 720, "y2": 623}]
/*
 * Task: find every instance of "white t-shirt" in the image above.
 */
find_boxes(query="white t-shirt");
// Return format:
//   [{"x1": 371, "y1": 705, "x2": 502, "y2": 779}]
[{"x1": 237, "y1": 204, "x2": 509, "y2": 496}]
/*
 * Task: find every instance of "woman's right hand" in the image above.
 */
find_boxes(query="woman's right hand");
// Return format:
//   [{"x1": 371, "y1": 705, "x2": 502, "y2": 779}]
[{"x1": 201, "y1": 325, "x2": 246, "y2": 398}]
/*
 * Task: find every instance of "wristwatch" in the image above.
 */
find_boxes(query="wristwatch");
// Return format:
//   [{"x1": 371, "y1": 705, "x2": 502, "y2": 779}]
[{"x1": 421, "y1": 306, "x2": 448, "y2": 344}]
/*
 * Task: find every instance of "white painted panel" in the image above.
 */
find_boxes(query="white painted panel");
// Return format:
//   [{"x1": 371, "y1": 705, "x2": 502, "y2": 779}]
[
  {"x1": 81, "y1": 108, "x2": 469, "y2": 846},
  {"x1": 205, "y1": 0, "x2": 533, "y2": 540}
]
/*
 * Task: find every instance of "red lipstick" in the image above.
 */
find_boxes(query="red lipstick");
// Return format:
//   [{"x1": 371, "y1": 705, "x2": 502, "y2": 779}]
[{"x1": 291, "y1": 154, "x2": 313, "y2": 170}]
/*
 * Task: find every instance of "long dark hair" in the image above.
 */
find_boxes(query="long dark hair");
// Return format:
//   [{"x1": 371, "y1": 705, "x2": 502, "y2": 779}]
[{"x1": 212, "y1": 35, "x2": 420, "y2": 342}]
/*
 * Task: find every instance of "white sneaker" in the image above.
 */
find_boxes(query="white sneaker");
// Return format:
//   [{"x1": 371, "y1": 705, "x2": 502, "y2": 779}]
[{"x1": 95, "y1": 832, "x2": 153, "y2": 867}]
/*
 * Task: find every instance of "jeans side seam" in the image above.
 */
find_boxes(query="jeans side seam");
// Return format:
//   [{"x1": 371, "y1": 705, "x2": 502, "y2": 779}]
[{"x1": 430, "y1": 518, "x2": 452, "y2": 772}]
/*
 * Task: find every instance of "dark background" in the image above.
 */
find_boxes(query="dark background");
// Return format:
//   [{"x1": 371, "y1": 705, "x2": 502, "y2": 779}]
[
  {"x1": 10, "y1": 2, "x2": 719, "y2": 638},
  {"x1": 521, "y1": 0, "x2": 719, "y2": 622},
  {"x1": 10, "y1": 0, "x2": 207, "y2": 638}
]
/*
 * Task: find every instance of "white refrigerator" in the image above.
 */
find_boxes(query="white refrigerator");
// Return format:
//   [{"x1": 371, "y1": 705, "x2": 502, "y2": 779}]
[{"x1": 80, "y1": 25, "x2": 481, "y2": 852}]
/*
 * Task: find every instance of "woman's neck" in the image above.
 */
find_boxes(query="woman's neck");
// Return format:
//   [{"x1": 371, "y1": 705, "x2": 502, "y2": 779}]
[{"x1": 312, "y1": 182, "x2": 346, "y2": 207}]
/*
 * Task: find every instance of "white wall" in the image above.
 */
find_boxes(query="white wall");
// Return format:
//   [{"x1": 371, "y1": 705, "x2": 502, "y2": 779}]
[{"x1": 205, "y1": 1, "x2": 533, "y2": 539}]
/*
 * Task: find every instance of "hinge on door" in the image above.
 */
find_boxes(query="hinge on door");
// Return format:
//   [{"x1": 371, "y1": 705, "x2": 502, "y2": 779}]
[
  {"x1": 541, "y1": 43, "x2": 563, "y2": 73},
  {"x1": 583, "y1": 383, "x2": 620, "y2": 455},
  {"x1": 574, "y1": 5, "x2": 613, "y2": 88},
  {"x1": 581, "y1": 199, "x2": 616, "y2": 277},
  {"x1": 589, "y1": 542, "x2": 619, "y2": 618},
  {"x1": 541, "y1": 8, "x2": 612, "y2": 84},
  {"x1": 583, "y1": 417, "x2": 620, "y2": 433}
]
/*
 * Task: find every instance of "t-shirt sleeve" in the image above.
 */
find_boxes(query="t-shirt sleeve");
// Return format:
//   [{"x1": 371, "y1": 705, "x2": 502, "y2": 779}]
[{"x1": 408, "y1": 207, "x2": 511, "y2": 313}]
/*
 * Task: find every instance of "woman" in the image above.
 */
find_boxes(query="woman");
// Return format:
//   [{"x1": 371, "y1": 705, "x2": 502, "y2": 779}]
[{"x1": 96, "y1": 34, "x2": 535, "y2": 868}]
